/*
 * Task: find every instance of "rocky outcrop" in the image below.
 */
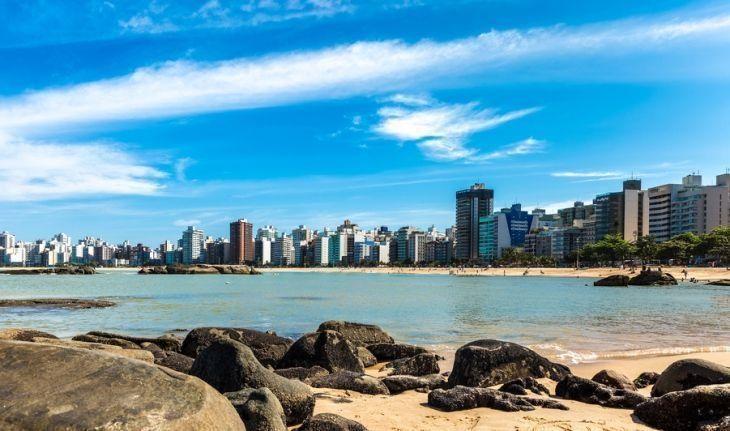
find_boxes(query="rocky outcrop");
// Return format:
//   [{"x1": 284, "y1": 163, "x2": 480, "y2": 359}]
[
  {"x1": 72, "y1": 333, "x2": 141, "y2": 349},
  {"x1": 366, "y1": 343, "x2": 428, "y2": 362},
  {"x1": 0, "y1": 298, "x2": 114, "y2": 309},
  {"x1": 225, "y1": 387, "x2": 287, "y2": 431},
  {"x1": 0, "y1": 266, "x2": 96, "y2": 275},
  {"x1": 381, "y1": 374, "x2": 447, "y2": 394},
  {"x1": 634, "y1": 384, "x2": 730, "y2": 431},
  {"x1": 182, "y1": 327, "x2": 293, "y2": 366},
  {"x1": 278, "y1": 330, "x2": 364, "y2": 373},
  {"x1": 139, "y1": 264, "x2": 260, "y2": 275},
  {"x1": 593, "y1": 275, "x2": 630, "y2": 286},
  {"x1": 591, "y1": 369, "x2": 637, "y2": 391},
  {"x1": 311, "y1": 371, "x2": 390, "y2": 395},
  {"x1": 707, "y1": 279, "x2": 730, "y2": 286},
  {"x1": 382, "y1": 353, "x2": 440, "y2": 376},
  {"x1": 151, "y1": 349, "x2": 195, "y2": 374},
  {"x1": 0, "y1": 340, "x2": 244, "y2": 430},
  {"x1": 498, "y1": 377, "x2": 550, "y2": 396},
  {"x1": 275, "y1": 366, "x2": 330, "y2": 383},
  {"x1": 555, "y1": 374, "x2": 646, "y2": 408},
  {"x1": 0, "y1": 328, "x2": 58, "y2": 341},
  {"x1": 296, "y1": 413, "x2": 368, "y2": 431},
  {"x1": 317, "y1": 321, "x2": 394, "y2": 347},
  {"x1": 633, "y1": 371, "x2": 660, "y2": 389},
  {"x1": 357, "y1": 347, "x2": 377, "y2": 367},
  {"x1": 83, "y1": 331, "x2": 182, "y2": 351},
  {"x1": 652, "y1": 359, "x2": 730, "y2": 396},
  {"x1": 428, "y1": 385, "x2": 568, "y2": 412},
  {"x1": 447, "y1": 339, "x2": 570, "y2": 388},
  {"x1": 190, "y1": 338, "x2": 315, "y2": 425},
  {"x1": 628, "y1": 269, "x2": 678, "y2": 286},
  {"x1": 31, "y1": 337, "x2": 155, "y2": 362}
]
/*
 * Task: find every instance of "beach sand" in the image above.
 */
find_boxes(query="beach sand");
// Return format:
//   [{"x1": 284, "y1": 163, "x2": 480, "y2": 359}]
[{"x1": 308, "y1": 351, "x2": 730, "y2": 431}]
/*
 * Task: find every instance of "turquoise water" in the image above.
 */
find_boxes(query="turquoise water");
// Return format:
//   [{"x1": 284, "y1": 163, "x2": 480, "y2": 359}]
[{"x1": 1, "y1": 271, "x2": 728, "y2": 362}]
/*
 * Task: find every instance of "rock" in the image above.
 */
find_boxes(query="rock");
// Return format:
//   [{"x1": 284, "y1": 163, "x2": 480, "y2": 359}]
[
  {"x1": 275, "y1": 366, "x2": 330, "y2": 383},
  {"x1": 311, "y1": 371, "x2": 390, "y2": 395},
  {"x1": 382, "y1": 353, "x2": 440, "y2": 376},
  {"x1": 697, "y1": 416, "x2": 730, "y2": 431},
  {"x1": 152, "y1": 350, "x2": 195, "y2": 374},
  {"x1": 428, "y1": 385, "x2": 568, "y2": 412},
  {"x1": 296, "y1": 413, "x2": 368, "y2": 431},
  {"x1": 366, "y1": 343, "x2": 428, "y2": 361},
  {"x1": 0, "y1": 266, "x2": 95, "y2": 275},
  {"x1": 356, "y1": 347, "x2": 377, "y2": 368},
  {"x1": 190, "y1": 338, "x2": 315, "y2": 425},
  {"x1": 278, "y1": 330, "x2": 364, "y2": 373},
  {"x1": 84, "y1": 331, "x2": 182, "y2": 351},
  {"x1": 447, "y1": 339, "x2": 570, "y2": 388},
  {"x1": 141, "y1": 341, "x2": 164, "y2": 353},
  {"x1": 225, "y1": 387, "x2": 287, "y2": 431},
  {"x1": 633, "y1": 371, "x2": 660, "y2": 389},
  {"x1": 140, "y1": 264, "x2": 260, "y2": 275},
  {"x1": 0, "y1": 298, "x2": 115, "y2": 309},
  {"x1": 707, "y1": 279, "x2": 730, "y2": 286},
  {"x1": 628, "y1": 269, "x2": 678, "y2": 286},
  {"x1": 498, "y1": 377, "x2": 550, "y2": 396},
  {"x1": 30, "y1": 337, "x2": 155, "y2": 363},
  {"x1": 381, "y1": 374, "x2": 447, "y2": 394},
  {"x1": 652, "y1": 359, "x2": 730, "y2": 396},
  {"x1": 181, "y1": 327, "x2": 293, "y2": 367},
  {"x1": 591, "y1": 369, "x2": 637, "y2": 391},
  {"x1": 593, "y1": 275, "x2": 630, "y2": 286},
  {"x1": 317, "y1": 321, "x2": 394, "y2": 347},
  {"x1": 634, "y1": 384, "x2": 730, "y2": 431},
  {"x1": 0, "y1": 328, "x2": 58, "y2": 341},
  {"x1": 0, "y1": 340, "x2": 244, "y2": 430},
  {"x1": 72, "y1": 333, "x2": 141, "y2": 349},
  {"x1": 555, "y1": 374, "x2": 646, "y2": 409}
]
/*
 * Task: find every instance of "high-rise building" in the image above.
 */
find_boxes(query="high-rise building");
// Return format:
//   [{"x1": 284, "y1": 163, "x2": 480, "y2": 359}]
[
  {"x1": 455, "y1": 183, "x2": 494, "y2": 261},
  {"x1": 272, "y1": 235, "x2": 293, "y2": 266},
  {"x1": 558, "y1": 202, "x2": 595, "y2": 228},
  {"x1": 0, "y1": 231, "x2": 15, "y2": 249},
  {"x1": 292, "y1": 225, "x2": 312, "y2": 244},
  {"x1": 395, "y1": 226, "x2": 417, "y2": 263},
  {"x1": 256, "y1": 225, "x2": 277, "y2": 240},
  {"x1": 407, "y1": 231, "x2": 426, "y2": 263},
  {"x1": 670, "y1": 174, "x2": 730, "y2": 237},
  {"x1": 313, "y1": 236, "x2": 329, "y2": 266},
  {"x1": 181, "y1": 226, "x2": 204, "y2": 264},
  {"x1": 593, "y1": 179, "x2": 648, "y2": 241},
  {"x1": 255, "y1": 238, "x2": 273, "y2": 265},
  {"x1": 230, "y1": 219, "x2": 254, "y2": 264}
]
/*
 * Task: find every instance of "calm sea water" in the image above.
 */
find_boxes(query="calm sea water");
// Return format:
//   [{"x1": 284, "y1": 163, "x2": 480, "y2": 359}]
[{"x1": 1, "y1": 271, "x2": 728, "y2": 362}]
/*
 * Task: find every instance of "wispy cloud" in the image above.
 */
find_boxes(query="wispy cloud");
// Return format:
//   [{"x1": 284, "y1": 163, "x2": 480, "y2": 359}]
[
  {"x1": 551, "y1": 171, "x2": 623, "y2": 178},
  {"x1": 173, "y1": 218, "x2": 201, "y2": 227},
  {"x1": 0, "y1": 133, "x2": 166, "y2": 202},
  {"x1": 373, "y1": 96, "x2": 540, "y2": 161},
  {"x1": 1, "y1": 8, "x2": 729, "y2": 133},
  {"x1": 174, "y1": 157, "x2": 196, "y2": 182}
]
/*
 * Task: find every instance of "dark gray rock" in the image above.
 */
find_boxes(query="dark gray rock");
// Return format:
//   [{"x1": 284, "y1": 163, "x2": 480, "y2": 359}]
[
  {"x1": 317, "y1": 321, "x2": 394, "y2": 347},
  {"x1": 0, "y1": 328, "x2": 58, "y2": 342},
  {"x1": 381, "y1": 374, "x2": 447, "y2": 394},
  {"x1": 707, "y1": 279, "x2": 730, "y2": 286},
  {"x1": 428, "y1": 385, "x2": 568, "y2": 412},
  {"x1": 72, "y1": 334, "x2": 141, "y2": 349},
  {"x1": 190, "y1": 338, "x2": 315, "y2": 426},
  {"x1": 634, "y1": 371, "x2": 660, "y2": 389},
  {"x1": 356, "y1": 347, "x2": 377, "y2": 368},
  {"x1": 498, "y1": 377, "x2": 550, "y2": 396},
  {"x1": 151, "y1": 350, "x2": 194, "y2": 374},
  {"x1": 652, "y1": 359, "x2": 730, "y2": 396},
  {"x1": 182, "y1": 327, "x2": 293, "y2": 367},
  {"x1": 447, "y1": 339, "x2": 570, "y2": 388},
  {"x1": 296, "y1": 413, "x2": 368, "y2": 431},
  {"x1": 275, "y1": 366, "x2": 330, "y2": 383},
  {"x1": 278, "y1": 330, "x2": 364, "y2": 373},
  {"x1": 628, "y1": 269, "x2": 678, "y2": 286},
  {"x1": 225, "y1": 387, "x2": 287, "y2": 431},
  {"x1": 382, "y1": 353, "x2": 440, "y2": 376},
  {"x1": 555, "y1": 374, "x2": 646, "y2": 409},
  {"x1": 311, "y1": 371, "x2": 390, "y2": 395},
  {"x1": 697, "y1": 416, "x2": 730, "y2": 431},
  {"x1": 366, "y1": 343, "x2": 428, "y2": 362},
  {"x1": 591, "y1": 369, "x2": 636, "y2": 391},
  {"x1": 634, "y1": 384, "x2": 730, "y2": 431},
  {"x1": 85, "y1": 331, "x2": 182, "y2": 351},
  {"x1": 0, "y1": 298, "x2": 114, "y2": 309},
  {"x1": 593, "y1": 275, "x2": 630, "y2": 286}
]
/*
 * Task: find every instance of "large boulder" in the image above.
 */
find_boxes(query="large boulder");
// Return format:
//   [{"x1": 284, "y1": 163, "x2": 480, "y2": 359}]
[
  {"x1": 0, "y1": 328, "x2": 58, "y2": 341},
  {"x1": 498, "y1": 377, "x2": 549, "y2": 396},
  {"x1": 628, "y1": 269, "x2": 678, "y2": 286},
  {"x1": 317, "y1": 321, "x2": 394, "y2": 347},
  {"x1": 190, "y1": 338, "x2": 315, "y2": 425},
  {"x1": 447, "y1": 339, "x2": 570, "y2": 388},
  {"x1": 555, "y1": 374, "x2": 646, "y2": 409},
  {"x1": 634, "y1": 384, "x2": 730, "y2": 431},
  {"x1": 591, "y1": 369, "x2": 636, "y2": 391},
  {"x1": 382, "y1": 353, "x2": 440, "y2": 376},
  {"x1": 381, "y1": 374, "x2": 447, "y2": 394},
  {"x1": 72, "y1": 333, "x2": 141, "y2": 349},
  {"x1": 0, "y1": 340, "x2": 244, "y2": 430},
  {"x1": 225, "y1": 387, "x2": 287, "y2": 431},
  {"x1": 366, "y1": 343, "x2": 428, "y2": 362},
  {"x1": 593, "y1": 275, "x2": 629, "y2": 286},
  {"x1": 428, "y1": 386, "x2": 568, "y2": 412},
  {"x1": 31, "y1": 337, "x2": 154, "y2": 363},
  {"x1": 151, "y1": 350, "x2": 195, "y2": 374},
  {"x1": 296, "y1": 413, "x2": 368, "y2": 431},
  {"x1": 85, "y1": 331, "x2": 182, "y2": 351},
  {"x1": 278, "y1": 330, "x2": 364, "y2": 373},
  {"x1": 356, "y1": 347, "x2": 377, "y2": 368},
  {"x1": 274, "y1": 366, "x2": 330, "y2": 384},
  {"x1": 311, "y1": 371, "x2": 390, "y2": 395},
  {"x1": 182, "y1": 327, "x2": 293, "y2": 367},
  {"x1": 652, "y1": 359, "x2": 730, "y2": 396},
  {"x1": 633, "y1": 371, "x2": 660, "y2": 389}
]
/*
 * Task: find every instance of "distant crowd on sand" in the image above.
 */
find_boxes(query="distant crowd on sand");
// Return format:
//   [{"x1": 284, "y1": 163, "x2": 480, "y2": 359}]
[{"x1": 0, "y1": 320, "x2": 728, "y2": 430}]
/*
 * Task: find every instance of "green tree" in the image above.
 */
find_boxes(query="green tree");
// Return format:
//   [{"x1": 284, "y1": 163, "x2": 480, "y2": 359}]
[
  {"x1": 592, "y1": 234, "x2": 635, "y2": 264},
  {"x1": 657, "y1": 232, "x2": 701, "y2": 264},
  {"x1": 633, "y1": 235, "x2": 658, "y2": 263}
]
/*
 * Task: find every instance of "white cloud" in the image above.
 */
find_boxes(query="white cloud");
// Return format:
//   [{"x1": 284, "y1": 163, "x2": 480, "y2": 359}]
[
  {"x1": 173, "y1": 219, "x2": 201, "y2": 227},
  {"x1": 551, "y1": 171, "x2": 623, "y2": 178},
  {"x1": 0, "y1": 133, "x2": 166, "y2": 202},
  {"x1": 470, "y1": 137, "x2": 545, "y2": 162},
  {"x1": 2, "y1": 8, "x2": 730, "y2": 132},
  {"x1": 174, "y1": 157, "x2": 196, "y2": 182}
]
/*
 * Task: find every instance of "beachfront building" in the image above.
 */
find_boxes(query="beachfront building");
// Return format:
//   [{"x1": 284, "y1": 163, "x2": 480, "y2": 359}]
[
  {"x1": 313, "y1": 235, "x2": 329, "y2": 266},
  {"x1": 230, "y1": 219, "x2": 254, "y2": 264},
  {"x1": 558, "y1": 202, "x2": 595, "y2": 228},
  {"x1": 670, "y1": 174, "x2": 730, "y2": 237},
  {"x1": 272, "y1": 235, "x2": 293, "y2": 266},
  {"x1": 395, "y1": 226, "x2": 417, "y2": 263},
  {"x1": 372, "y1": 242, "x2": 390, "y2": 264},
  {"x1": 255, "y1": 237, "x2": 273, "y2": 265},
  {"x1": 181, "y1": 226, "x2": 204, "y2": 264},
  {"x1": 256, "y1": 225, "x2": 277, "y2": 240},
  {"x1": 455, "y1": 183, "x2": 494, "y2": 262},
  {"x1": 328, "y1": 233, "x2": 348, "y2": 266},
  {"x1": 593, "y1": 179, "x2": 649, "y2": 241},
  {"x1": 407, "y1": 231, "x2": 426, "y2": 263},
  {"x1": 477, "y1": 204, "x2": 538, "y2": 262}
]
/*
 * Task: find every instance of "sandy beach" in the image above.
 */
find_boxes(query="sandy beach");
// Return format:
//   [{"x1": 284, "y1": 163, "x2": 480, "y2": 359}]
[{"x1": 311, "y1": 351, "x2": 730, "y2": 431}]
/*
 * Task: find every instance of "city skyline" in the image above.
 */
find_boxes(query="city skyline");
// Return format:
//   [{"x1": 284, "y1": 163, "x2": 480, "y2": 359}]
[{"x1": 2, "y1": 1, "x2": 730, "y2": 244}]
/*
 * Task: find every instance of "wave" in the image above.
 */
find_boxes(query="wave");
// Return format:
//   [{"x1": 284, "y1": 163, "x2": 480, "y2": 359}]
[{"x1": 530, "y1": 343, "x2": 730, "y2": 364}]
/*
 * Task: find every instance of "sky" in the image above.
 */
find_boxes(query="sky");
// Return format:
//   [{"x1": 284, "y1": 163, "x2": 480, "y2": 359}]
[{"x1": 1, "y1": 0, "x2": 729, "y2": 245}]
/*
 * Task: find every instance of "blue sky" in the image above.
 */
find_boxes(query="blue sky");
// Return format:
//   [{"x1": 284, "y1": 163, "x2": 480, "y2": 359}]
[{"x1": 1, "y1": 0, "x2": 729, "y2": 245}]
